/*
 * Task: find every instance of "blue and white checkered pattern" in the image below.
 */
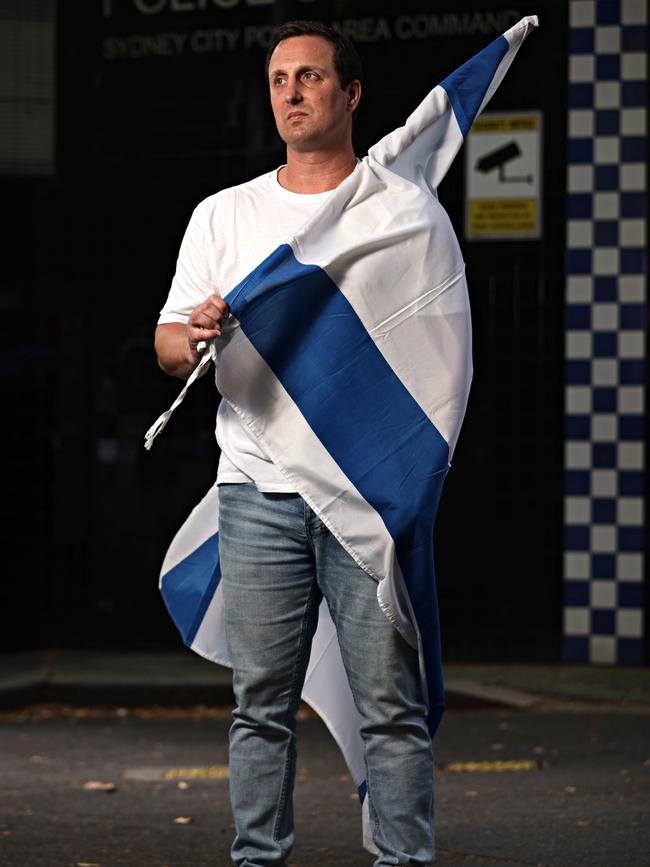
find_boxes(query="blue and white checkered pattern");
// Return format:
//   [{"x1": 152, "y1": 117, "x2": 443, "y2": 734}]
[{"x1": 564, "y1": 0, "x2": 647, "y2": 664}]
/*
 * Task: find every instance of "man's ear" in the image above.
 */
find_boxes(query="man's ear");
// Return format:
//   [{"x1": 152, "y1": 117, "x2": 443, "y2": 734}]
[{"x1": 347, "y1": 80, "x2": 361, "y2": 112}]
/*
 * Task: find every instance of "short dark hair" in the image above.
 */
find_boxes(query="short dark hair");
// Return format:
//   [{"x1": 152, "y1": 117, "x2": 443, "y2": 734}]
[{"x1": 265, "y1": 20, "x2": 363, "y2": 90}]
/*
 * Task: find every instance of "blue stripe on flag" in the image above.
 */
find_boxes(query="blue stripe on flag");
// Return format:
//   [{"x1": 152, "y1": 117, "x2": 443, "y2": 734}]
[
  {"x1": 226, "y1": 245, "x2": 449, "y2": 734},
  {"x1": 439, "y1": 35, "x2": 509, "y2": 136},
  {"x1": 160, "y1": 532, "x2": 221, "y2": 645}
]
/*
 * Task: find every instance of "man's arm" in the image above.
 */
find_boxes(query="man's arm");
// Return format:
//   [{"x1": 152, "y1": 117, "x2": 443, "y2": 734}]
[{"x1": 155, "y1": 293, "x2": 230, "y2": 380}]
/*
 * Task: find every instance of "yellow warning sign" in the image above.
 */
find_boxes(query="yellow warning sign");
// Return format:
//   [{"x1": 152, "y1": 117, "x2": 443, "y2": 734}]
[
  {"x1": 473, "y1": 115, "x2": 539, "y2": 133},
  {"x1": 468, "y1": 198, "x2": 538, "y2": 235},
  {"x1": 465, "y1": 111, "x2": 542, "y2": 240}
]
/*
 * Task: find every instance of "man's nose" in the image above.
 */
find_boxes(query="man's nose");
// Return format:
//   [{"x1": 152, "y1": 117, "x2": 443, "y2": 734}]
[{"x1": 285, "y1": 81, "x2": 303, "y2": 104}]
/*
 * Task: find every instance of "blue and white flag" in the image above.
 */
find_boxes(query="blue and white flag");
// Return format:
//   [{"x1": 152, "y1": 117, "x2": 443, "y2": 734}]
[{"x1": 147, "y1": 15, "x2": 538, "y2": 851}]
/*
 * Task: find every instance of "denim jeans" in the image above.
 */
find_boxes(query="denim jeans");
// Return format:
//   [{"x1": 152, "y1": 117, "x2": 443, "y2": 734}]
[{"x1": 218, "y1": 483, "x2": 435, "y2": 867}]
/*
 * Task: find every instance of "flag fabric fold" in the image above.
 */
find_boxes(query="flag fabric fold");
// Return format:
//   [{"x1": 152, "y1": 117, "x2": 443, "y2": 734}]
[{"x1": 148, "y1": 15, "x2": 538, "y2": 851}]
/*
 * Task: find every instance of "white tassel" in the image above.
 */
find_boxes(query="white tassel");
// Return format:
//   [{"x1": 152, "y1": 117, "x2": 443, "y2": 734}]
[{"x1": 144, "y1": 342, "x2": 216, "y2": 450}]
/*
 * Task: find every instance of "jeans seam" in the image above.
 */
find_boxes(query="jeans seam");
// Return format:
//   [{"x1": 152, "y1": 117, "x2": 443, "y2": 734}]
[
  {"x1": 271, "y1": 573, "x2": 317, "y2": 845},
  {"x1": 319, "y1": 590, "x2": 385, "y2": 846}
]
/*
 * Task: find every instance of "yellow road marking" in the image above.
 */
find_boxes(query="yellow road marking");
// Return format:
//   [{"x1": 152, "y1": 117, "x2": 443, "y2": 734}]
[
  {"x1": 163, "y1": 766, "x2": 230, "y2": 779},
  {"x1": 441, "y1": 760, "x2": 540, "y2": 773}
]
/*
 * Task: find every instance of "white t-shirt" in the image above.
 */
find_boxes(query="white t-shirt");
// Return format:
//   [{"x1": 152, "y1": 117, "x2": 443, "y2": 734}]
[{"x1": 159, "y1": 167, "x2": 334, "y2": 492}]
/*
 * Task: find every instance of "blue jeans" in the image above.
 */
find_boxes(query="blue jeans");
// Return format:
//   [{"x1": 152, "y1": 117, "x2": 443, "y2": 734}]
[{"x1": 218, "y1": 484, "x2": 435, "y2": 867}]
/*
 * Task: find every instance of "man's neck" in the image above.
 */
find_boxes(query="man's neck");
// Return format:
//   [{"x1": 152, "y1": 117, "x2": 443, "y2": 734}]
[{"x1": 278, "y1": 149, "x2": 358, "y2": 194}]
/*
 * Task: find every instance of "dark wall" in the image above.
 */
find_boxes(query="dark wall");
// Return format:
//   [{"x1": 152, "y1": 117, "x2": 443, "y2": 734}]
[{"x1": 1, "y1": 0, "x2": 567, "y2": 661}]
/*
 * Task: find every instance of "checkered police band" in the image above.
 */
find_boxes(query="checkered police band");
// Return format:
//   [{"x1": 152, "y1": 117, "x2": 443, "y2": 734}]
[{"x1": 564, "y1": 0, "x2": 646, "y2": 664}]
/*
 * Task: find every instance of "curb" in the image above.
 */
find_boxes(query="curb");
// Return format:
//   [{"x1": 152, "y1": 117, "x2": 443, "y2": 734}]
[
  {"x1": 0, "y1": 676, "x2": 532, "y2": 711},
  {"x1": 443, "y1": 678, "x2": 539, "y2": 709},
  {"x1": 2, "y1": 654, "x2": 648, "y2": 711}
]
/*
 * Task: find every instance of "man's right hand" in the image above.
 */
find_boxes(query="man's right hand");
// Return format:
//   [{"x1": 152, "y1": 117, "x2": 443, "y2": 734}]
[
  {"x1": 186, "y1": 294, "x2": 230, "y2": 351},
  {"x1": 155, "y1": 294, "x2": 230, "y2": 380}
]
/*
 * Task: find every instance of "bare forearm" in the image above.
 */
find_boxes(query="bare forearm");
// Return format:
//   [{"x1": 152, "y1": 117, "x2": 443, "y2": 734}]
[
  {"x1": 154, "y1": 295, "x2": 229, "y2": 380},
  {"x1": 155, "y1": 323, "x2": 201, "y2": 380}
]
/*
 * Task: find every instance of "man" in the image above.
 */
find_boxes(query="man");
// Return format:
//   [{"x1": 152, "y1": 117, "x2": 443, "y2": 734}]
[{"x1": 155, "y1": 20, "x2": 436, "y2": 867}]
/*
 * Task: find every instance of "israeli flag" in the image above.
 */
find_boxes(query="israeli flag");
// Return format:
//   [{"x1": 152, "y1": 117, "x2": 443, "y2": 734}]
[{"x1": 147, "y1": 16, "x2": 538, "y2": 851}]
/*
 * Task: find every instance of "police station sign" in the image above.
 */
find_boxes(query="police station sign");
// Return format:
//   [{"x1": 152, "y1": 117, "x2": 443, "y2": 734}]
[
  {"x1": 465, "y1": 111, "x2": 542, "y2": 240},
  {"x1": 99, "y1": 5, "x2": 523, "y2": 59}
]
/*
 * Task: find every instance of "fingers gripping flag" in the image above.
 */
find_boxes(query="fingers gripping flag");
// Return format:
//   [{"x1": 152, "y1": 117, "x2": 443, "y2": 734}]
[{"x1": 147, "y1": 16, "x2": 538, "y2": 852}]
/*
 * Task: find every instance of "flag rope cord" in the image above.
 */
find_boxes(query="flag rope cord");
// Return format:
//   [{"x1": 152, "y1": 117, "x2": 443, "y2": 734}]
[{"x1": 144, "y1": 340, "x2": 216, "y2": 450}]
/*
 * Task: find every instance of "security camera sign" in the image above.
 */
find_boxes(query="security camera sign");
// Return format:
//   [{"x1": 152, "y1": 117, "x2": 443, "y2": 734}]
[{"x1": 465, "y1": 112, "x2": 542, "y2": 240}]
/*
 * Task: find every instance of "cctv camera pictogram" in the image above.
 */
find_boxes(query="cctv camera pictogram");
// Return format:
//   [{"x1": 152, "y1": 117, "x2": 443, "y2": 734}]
[{"x1": 475, "y1": 141, "x2": 533, "y2": 183}]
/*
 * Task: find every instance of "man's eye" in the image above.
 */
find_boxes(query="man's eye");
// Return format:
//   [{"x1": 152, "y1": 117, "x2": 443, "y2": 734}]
[
  {"x1": 273, "y1": 76, "x2": 286, "y2": 86},
  {"x1": 303, "y1": 72, "x2": 318, "y2": 81}
]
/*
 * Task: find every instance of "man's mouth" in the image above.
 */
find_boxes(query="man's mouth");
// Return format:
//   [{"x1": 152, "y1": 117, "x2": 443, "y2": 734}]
[{"x1": 287, "y1": 111, "x2": 307, "y2": 120}]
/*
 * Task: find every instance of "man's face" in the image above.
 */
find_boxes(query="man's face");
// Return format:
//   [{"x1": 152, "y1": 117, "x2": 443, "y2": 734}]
[{"x1": 268, "y1": 35, "x2": 359, "y2": 152}]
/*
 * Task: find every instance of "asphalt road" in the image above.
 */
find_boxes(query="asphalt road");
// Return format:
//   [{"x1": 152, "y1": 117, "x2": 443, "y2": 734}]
[{"x1": 0, "y1": 705, "x2": 648, "y2": 867}]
